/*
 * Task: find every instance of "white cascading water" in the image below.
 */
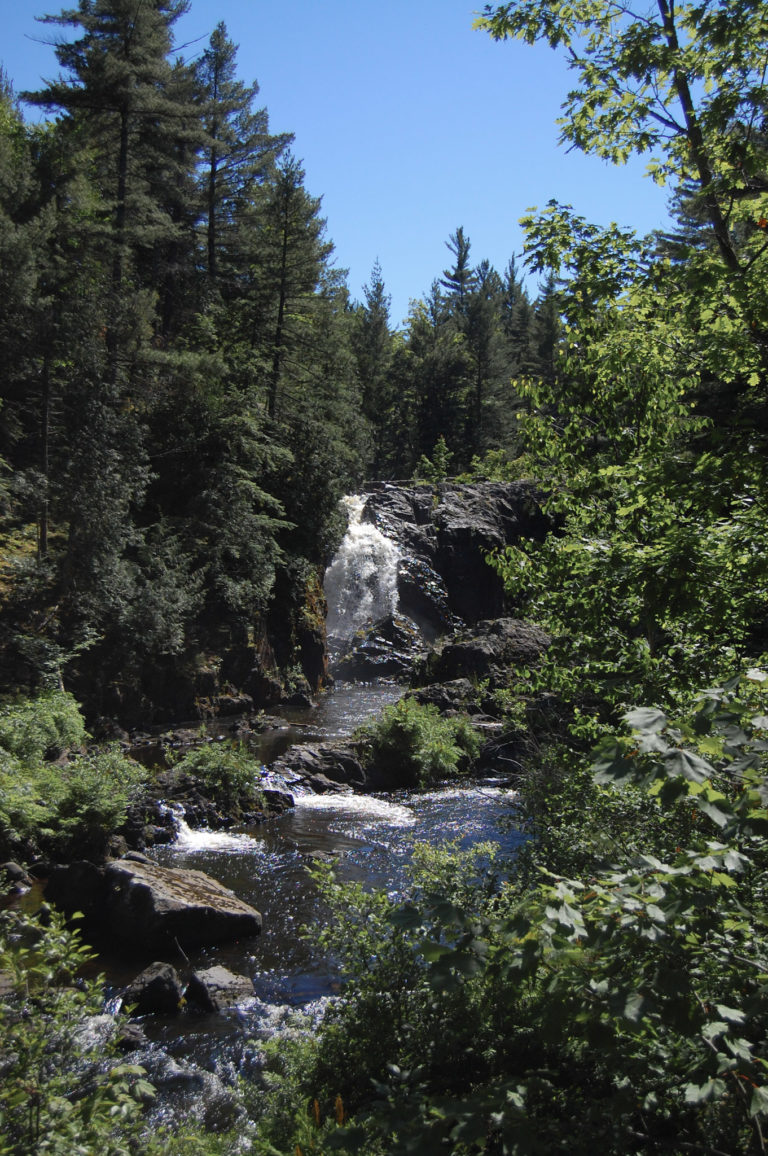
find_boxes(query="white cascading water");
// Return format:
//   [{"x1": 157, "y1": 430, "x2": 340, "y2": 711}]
[{"x1": 323, "y1": 494, "x2": 400, "y2": 651}]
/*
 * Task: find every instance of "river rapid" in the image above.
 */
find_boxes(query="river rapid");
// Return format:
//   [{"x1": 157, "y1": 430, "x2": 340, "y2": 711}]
[{"x1": 110, "y1": 495, "x2": 525, "y2": 1110}]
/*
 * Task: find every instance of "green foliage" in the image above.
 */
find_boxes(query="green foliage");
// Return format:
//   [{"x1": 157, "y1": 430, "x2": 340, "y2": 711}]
[
  {"x1": 173, "y1": 742, "x2": 265, "y2": 815},
  {"x1": 413, "y1": 435, "x2": 454, "y2": 484},
  {"x1": 456, "y1": 447, "x2": 527, "y2": 482},
  {"x1": 258, "y1": 673, "x2": 768, "y2": 1154},
  {"x1": 0, "y1": 690, "x2": 85, "y2": 762},
  {"x1": 0, "y1": 12, "x2": 365, "y2": 716},
  {"x1": 0, "y1": 719, "x2": 144, "y2": 860},
  {"x1": 0, "y1": 907, "x2": 155, "y2": 1156},
  {"x1": 48, "y1": 748, "x2": 146, "y2": 857},
  {"x1": 246, "y1": 843, "x2": 501, "y2": 1153},
  {"x1": 360, "y1": 697, "x2": 482, "y2": 787}
]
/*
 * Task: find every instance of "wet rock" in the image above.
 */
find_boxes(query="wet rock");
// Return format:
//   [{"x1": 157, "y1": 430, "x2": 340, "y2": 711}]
[
  {"x1": 305, "y1": 772, "x2": 353, "y2": 795},
  {"x1": 362, "y1": 483, "x2": 436, "y2": 559},
  {"x1": 185, "y1": 965, "x2": 253, "y2": 1013},
  {"x1": 45, "y1": 858, "x2": 262, "y2": 953},
  {"x1": 0, "y1": 862, "x2": 32, "y2": 888},
  {"x1": 332, "y1": 612, "x2": 425, "y2": 681},
  {"x1": 116, "y1": 1020, "x2": 149, "y2": 1051},
  {"x1": 396, "y1": 556, "x2": 454, "y2": 638},
  {"x1": 45, "y1": 858, "x2": 104, "y2": 912},
  {"x1": 281, "y1": 689, "x2": 316, "y2": 709},
  {"x1": 262, "y1": 787, "x2": 294, "y2": 813},
  {"x1": 271, "y1": 744, "x2": 366, "y2": 792},
  {"x1": 106, "y1": 834, "x2": 129, "y2": 859},
  {"x1": 103, "y1": 859, "x2": 262, "y2": 951},
  {"x1": 210, "y1": 692, "x2": 254, "y2": 717},
  {"x1": 124, "y1": 962, "x2": 185, "y2": 1016}
]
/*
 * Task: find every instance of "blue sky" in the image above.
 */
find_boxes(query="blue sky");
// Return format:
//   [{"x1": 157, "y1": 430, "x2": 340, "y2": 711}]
[{"x1": 3, "y1": 0, "x2": 672, "y2": 326}]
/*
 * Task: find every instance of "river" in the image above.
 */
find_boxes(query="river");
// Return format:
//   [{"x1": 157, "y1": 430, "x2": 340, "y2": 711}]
[{"x1": 114, "y1": 496, "x2": 524, "y2": 1109}]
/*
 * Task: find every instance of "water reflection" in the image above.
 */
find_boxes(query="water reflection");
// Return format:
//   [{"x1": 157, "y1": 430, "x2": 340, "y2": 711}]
[{"x1": 152, "y1": 781, "x2": 523, "y2": 1010}]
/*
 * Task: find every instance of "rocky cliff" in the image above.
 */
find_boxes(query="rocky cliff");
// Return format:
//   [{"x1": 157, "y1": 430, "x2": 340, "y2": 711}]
[{"x1": 361, "y1": 481, "x2": 551, "y2": 630}]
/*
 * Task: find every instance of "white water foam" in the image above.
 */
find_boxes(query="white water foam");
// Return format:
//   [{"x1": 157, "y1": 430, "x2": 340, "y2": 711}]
[
  {"x1": 173, "y1": 815, "x2": 262, "y2": 853},
  {"x1": 323, "y1": 495, "x2": 400, "y2": 645},
  {"x1": 294, "y1": 792, "x2": 415, "y2": 826},
  {"x1": 419, "y1": 785, "x2": 519, "y2": 804}
]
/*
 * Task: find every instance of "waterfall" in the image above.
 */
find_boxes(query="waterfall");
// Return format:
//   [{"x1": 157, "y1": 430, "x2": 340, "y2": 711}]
[{"x1": 323, "y1": 495, "x2": 400, "y2": 653}]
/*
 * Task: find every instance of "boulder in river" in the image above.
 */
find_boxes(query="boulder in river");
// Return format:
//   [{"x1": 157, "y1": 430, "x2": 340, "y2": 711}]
[
  {"x1": 270, "y1": 743, "x2": 366, "y2": 792},
  {"x1": 45, "y1": 857, "x2": 262, "y2": 953},
  {"x1": 185, "y1": 965, "x2": 254, "y2": 1013},
  {"x1": 331, "y1": 612, "x2": 424, "y2": 681},
  {"x1": 123, "y1": 962, "x2": 185, "y2": 1016}
]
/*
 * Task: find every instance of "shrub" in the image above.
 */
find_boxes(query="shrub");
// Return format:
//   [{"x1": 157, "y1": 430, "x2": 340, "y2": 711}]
[
  {"x1": 173, "y1": 742, "x2": 264, "y2": 815},
  {"x1": 0, "y1": 746, "x2": 145, "y2": 861},
  {"x1": 361, "y1": 697, "x2": 482, "y2": 787},
  {"x1": 0, "y1": 907, "x2": 155, "y2": 1156},
  {"x1": 412, "y1": 435, "x2": 453, "y2": 483},
  {"x1": 286, "y1": 673, "x2": 768, "y2": 1155},
  {"x1": 0, "y1": 690, "x2": 86, "y2": 762},
  {"x1": 48, "y1": 748, "x2": 146, "y2": 857},
  {"x1": 0, "y1": 749, "x2": 50, "y2": 857}
]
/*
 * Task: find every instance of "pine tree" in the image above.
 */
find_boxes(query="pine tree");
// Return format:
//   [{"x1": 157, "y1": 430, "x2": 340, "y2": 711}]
[
  {"x1": 26, "y1": 0, "x2": 198, "y2": 303},
  {"x1": 253, "y1": 154, "x2": 334, "y2": 420},
  {"x1": 194, "y1": 21, "x2": 291, "y2": 292},
  {"x1": 440, "y1": 225, "x2": 475, "y2": 310},
  {"x1": 352, "y1": 259, "x2": 395, "y2": 475},
  {"x1": 406, "y1": 281, "x2": 473, "y2": 471},
  {"x1": 531, "y1": 273, "x2": 563, "y2": 388}
]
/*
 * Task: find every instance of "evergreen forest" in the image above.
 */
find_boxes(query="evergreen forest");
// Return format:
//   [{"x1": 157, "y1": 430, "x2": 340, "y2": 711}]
[
  {"x1": 3, "y1": 1, "x2": 768, "y2": 1154},
  {"x1": 0, "y1": 1, "x2": 553, "y2": 722}
]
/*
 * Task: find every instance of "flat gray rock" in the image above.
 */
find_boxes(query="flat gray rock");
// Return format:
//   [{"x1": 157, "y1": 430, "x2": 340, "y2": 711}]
[
  {"x1": 45, "y1": 858, "x2": 262, "y2": 953},
  {"x1": 103, "y1": 859, "x2": 262, "y2": 951}
]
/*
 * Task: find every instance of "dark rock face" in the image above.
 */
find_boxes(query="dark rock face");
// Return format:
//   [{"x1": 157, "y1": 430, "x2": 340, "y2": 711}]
[
  {"x1": 124, "y1": 962, "x2": 185, "y2": 1016},
  {"x1": 410, "y1": 679, "x2": 481, "y2": 715},
  {"x1": 45, "y1": 858, "x2": 262, "y2": 953},
  {"x1": 396, "y1": 556, "x2": 454, "y2": 638},
  {"x1": 475, "y1": 728, "x2": 533, "y2": 779},
  {"x1": 362, "y1": 481, "x2": 551, "y2": 625},
  {"x1": 418, "y1": 618, "x2": 551, "y2": 685}
]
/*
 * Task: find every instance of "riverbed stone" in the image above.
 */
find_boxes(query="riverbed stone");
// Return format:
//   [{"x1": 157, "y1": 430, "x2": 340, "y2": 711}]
[
  {"x1": 0, "y1": 862, "x2": 32, "y2": 898},
  {"x1": 124, "y1": 962, "x2": 185, "y2": 1016},
  {"x1": 184, "y1": 965, "x2": 254, "y2": 1013},
  {"x1": 103, "y1": 859, "x2": 262, "y2": 951},
  {"x1": 411, "y1": 678, "x2": 481, "y2": 714},
  {"x1": 418, "y1": 618, "x2": 551, "y2": 684},
  {"x1": 45, "y1": 858, "x2": 262, "y2": 953},
  {"x1": 332, "y1": 612, "x2": 424, "y2": 681},
  {"x1": 262, "y1": 786, "x2": 295, "y2": 813},
  {"x1": 270, "y1": 743, "x2": 366, "y2": 792}
]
